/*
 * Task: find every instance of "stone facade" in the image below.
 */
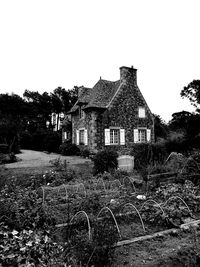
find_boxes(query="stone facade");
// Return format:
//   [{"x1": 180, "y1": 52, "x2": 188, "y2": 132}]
[{"x1": 69, "y1": 66, "x2": 154, "y2": 153}]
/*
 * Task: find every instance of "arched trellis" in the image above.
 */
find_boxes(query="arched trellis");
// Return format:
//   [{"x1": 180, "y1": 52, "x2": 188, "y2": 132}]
[
  {"x1": 123, "y1": 203, "x2": 146, "y2": 233},
  {"x1": 57, "y1": 184, "x2": 68, "y2": 201},
  {"x1": 97, "y1": 206, "x2": 121, "y2": 239},
  {"x1": 162, "y1": 196, "x2": 192, "y2": 214},
  {"x1": 139, "y1": 199, "x2": 166, "y2": 217},
  {"x1": 95, "y1": 178, "x2": 107, "y2": 192},
  {"x1": 76, "y1": 183, "x2": 87, "y2": 198},
  {"x1": 70, "y1": 210, "x2": 92, "y2": 240}
]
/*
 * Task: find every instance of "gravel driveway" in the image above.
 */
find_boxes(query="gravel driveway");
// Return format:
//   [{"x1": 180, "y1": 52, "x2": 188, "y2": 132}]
[{"x1": 5, "y1": 150, "x2": 91, "y2": 168}]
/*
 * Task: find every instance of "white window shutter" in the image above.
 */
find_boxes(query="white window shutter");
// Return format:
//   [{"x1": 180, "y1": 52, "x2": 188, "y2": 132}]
[
  {"x1": 105, "y1": 129, "x2": 110, "y2": 145},
  {"x1": 64, "y1": 132, "x2": 67, "y2": 140},
  {"x1": 84, "y1": 129, "x2": 88, "y2": 145},
  {"x1": 134, "y1": 129, "x2": 139, "y2": 143},
  {"x1": 147, "y1": 129, "x2": 151, "y2": 142},
  {"x1": 120, "y1": 129, "x2": 125, "y2": 145},
  {"x1": 57, "y1": 114, "x2": 60, "y2": 130},
  {"x1": 76, "y1": 130, "x2": 79, "y2": 145}
]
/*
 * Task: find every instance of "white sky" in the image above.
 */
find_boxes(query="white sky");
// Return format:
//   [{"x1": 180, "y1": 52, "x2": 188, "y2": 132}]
[{"x1": 0, "y1": 0, "x2": 199, "y2": 122}]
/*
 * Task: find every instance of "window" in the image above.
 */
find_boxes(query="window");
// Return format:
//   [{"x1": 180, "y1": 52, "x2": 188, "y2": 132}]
[
  {"x1": 138, "y1": 129, "x2": 146, "y2": 143},
  {"x1": 76, "y1": 129, "x2": 88, "y2": 145},
  {"x1": 110, "y1": 129, "x2": 120, "y2": 145},
  {"x1": 138, "y1": 107, "x2": 146, "y2": 118},
  {"x1": 51, "y1": 113, "x2": 56, "y2": 125},
  {"x1": 105, "y1": 128, "x2": 125, "y2": 145},
  {"x1": 79, "y1": 130, "x2": 85, "y2": 144},
  {"x1": 134, "y1": 128, "x2": 151, "y2": 143},
  {"x1": 64, "y1": 131, "x2": 70, "y2": 140}
]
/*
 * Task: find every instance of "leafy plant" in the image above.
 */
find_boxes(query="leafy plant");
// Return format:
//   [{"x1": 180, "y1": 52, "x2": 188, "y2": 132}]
[
  {"x1": 59, "y1": 141, "x2": 80, "y2": 156},
  {"x1": 68, "y1": 219, "x2": 119, "y2": 266},
  {"x1": 93, "y1": 150, "x2": 118, "y2": 175},
  {"x1": 0, "y1": 144, "x2": 9, "y2": 153},
  {"x1": 0, "y1": 224, "x2": 65, "y2": 266},
  {"x1": 80, "y1": 147, "x2": 90, "y2": 158}
]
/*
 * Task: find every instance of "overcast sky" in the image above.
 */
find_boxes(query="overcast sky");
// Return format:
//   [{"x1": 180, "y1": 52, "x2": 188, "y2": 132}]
[{"x1": 0, "y1": 0, "x2": 199, "y2": 122}]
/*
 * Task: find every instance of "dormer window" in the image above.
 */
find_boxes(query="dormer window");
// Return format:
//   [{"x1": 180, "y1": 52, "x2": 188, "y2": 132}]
[{"x1": 138, "y1": 107, "x2": 146, "y2": 118}]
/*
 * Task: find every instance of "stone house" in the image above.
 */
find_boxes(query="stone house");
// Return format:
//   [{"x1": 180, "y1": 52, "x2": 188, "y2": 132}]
[{"x1": 67, "y1": 66, "x2": 154, "y2": 153}]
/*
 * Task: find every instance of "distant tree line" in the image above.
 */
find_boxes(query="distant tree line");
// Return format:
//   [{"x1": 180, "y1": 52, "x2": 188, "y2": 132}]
[
  {"x1": 154, "y1": 79, "x2": 200, "y2": 154},
  {"x1": 0, "y1": 87, "x2": 78, "y2": 153},
  {"x1": 1, "y1": 79, "x2": 200, "y2": 155}
]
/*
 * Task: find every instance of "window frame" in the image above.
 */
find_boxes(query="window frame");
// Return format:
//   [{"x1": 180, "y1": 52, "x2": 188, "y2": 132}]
[
  {"x1": 110, "y1": 128, "x2": 120, "y2": 145},
  {"x1": 79, "y1": 129, "x2": 85, "y2": 144},
  {"x1": 138, "y1": 107, "x2": 146, "y2": 118},
  {"x1": 138, "y1": 128, "x2": 147, "y2": 143},
  {"x1": 64, "y1": 131, "x2": 70, "y2": 140}
]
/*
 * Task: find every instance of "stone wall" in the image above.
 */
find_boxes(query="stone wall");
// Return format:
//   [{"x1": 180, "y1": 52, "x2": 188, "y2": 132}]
[
  {"x1": 71, "y1": 108, "x2": 99, "y2": 152},
  {"x1": 97, "y1": 83, "x2": 154, "y2": 151},
  {"x1": 71, "y1": 66, "x2": 154, "y2": 153}
]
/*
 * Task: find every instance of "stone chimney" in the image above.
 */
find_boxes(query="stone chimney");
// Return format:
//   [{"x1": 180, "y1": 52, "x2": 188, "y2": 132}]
[{"x1": 120, "y1": 66, "x2": 137, "y2": 86}]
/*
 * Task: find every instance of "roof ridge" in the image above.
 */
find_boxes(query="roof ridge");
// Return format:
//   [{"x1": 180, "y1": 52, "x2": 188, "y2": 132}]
[{"x1": 100, "y1": 79, "x2": 118, "y2": 83}]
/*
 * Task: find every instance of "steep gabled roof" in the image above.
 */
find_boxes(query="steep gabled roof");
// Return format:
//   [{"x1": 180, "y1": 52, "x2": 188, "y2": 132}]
[
  {"x1": 78, "y1": 87, "x2": 92, "y2": 103},
  {"x1": 68, "y1": 67, "x2": 153, "y2": 119},
  {"x1": 68, "y1": 79, "x2": 120, "y2": 113},
  {"x1": 84, "y1": 79, "x2": 120, "y2": 109},
  {"x1": 68, "y1": 87, "x2": 92, "y2": 113}
]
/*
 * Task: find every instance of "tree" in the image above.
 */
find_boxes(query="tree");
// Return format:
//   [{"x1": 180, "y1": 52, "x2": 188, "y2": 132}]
[
  {"x1": 23, "y1": 90, "x2": 52, "y2": 130},
  {"x1": 168, "y1": 111, "x2": 193, "y2": 132},
  {"x1": 153, "y1": 114, "x2": 168, "y2": 141},
  {"x1": 0, "y1": 93, "x2": 28, "y2": 152},
  {"x1": 181, "y1": 80, "x2": 200, "y2": 109},
  {"x1": 168, "y1": 111, "x2": 200, "y2": 150}
]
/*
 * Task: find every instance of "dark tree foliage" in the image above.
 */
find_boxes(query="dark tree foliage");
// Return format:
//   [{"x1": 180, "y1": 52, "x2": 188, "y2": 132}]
[
  {"x1": 169, "y1": 111, "x2": 200, "y2": 138},
  {"x1": 181, "y1": 80, "x2": 200, "y2": 108},
  {"x1": 51, "y1": 86, "x2": 78, "y2": 114},
  {"x1": 0, "y1": 87, "x2": 78, "y2": 152},
  {"x1": 0, "y1": 93, "x2": 27, "y2": 117},
  {"x1": 153, "y1": 114, "x2": 169, "y2": 140},
  {"x1": 0, "y1": 94, "x2": 28, "y2": 152},
  {"x1": 23, "y1": 90, "x2": 52, "y2": 128}
]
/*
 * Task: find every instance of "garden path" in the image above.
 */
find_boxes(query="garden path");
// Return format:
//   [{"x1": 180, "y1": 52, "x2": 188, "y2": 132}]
[{"x1": 5, "y1": 149, "x2": 91, "y2": 168}]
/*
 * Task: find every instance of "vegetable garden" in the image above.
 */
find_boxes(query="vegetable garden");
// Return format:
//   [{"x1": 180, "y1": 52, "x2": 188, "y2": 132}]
[{"x1": 2, "y1": 152, "x2": 200, "y2": 266}]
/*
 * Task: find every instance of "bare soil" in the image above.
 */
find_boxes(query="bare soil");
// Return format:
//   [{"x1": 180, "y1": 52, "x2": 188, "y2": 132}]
[{"x1": 111, "y1": 230, "x2": 200, "y2": 266}]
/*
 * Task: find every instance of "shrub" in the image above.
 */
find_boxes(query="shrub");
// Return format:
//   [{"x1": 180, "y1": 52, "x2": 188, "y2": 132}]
[
  {"x1": 0, "y1": 144, "x2": 8, "y2": 154},
  {"x1": 80, "y1": 147, "x2": 90, "y2": 158},
  {"x1": 30, "y1": 130, "x2": 46, "y2": 151},
  {"x1": 20, "y1": 131, "x2": 32, "y2": 149},
  {"x1": 130, "y1": 143, "x2": 153, "y2": 171},
  {"x1": 93, "y1": 150, "x2": 118, "y2": 175},
  {"x1": 59, "y1": 141, "x2": 80, "y2": 156},
  {"x1": 165, "y1": 132, "x2": 189, "y2": 154},
  {"x1": 68, "y1": 219, "x2": 119, "y2": 266},
  {"x1": 130, "y1": 142, "x2": 168, "y2": 170},
  {"x1": 0, "y1": 153, "x2": 17, "y2": 165},
  {"x1": 20, "y1": 130, "x2": 62, "y2": 152},
  {"x1": 43, "y1": 131, "x2": 62, "y2": 153}
]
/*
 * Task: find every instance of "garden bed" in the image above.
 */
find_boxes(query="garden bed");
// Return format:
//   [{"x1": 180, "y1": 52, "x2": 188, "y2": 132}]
[{"x1": 2, "y1": 156, "x2": 200, "y2": 266}]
